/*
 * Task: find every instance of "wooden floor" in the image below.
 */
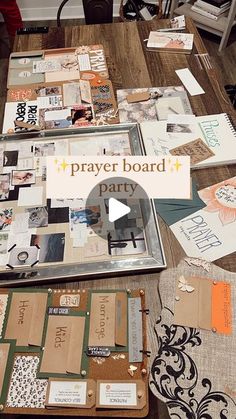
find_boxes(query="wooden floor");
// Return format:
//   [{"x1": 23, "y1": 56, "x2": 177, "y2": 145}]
[{"x1": 0, "y1": 17, "x2": 235, "y2": 419}]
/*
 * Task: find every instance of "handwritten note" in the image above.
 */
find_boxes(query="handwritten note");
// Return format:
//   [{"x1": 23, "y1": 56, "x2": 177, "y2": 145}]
[{"x1": 170, "y1": 138, "x2": 215, "y2": 165}]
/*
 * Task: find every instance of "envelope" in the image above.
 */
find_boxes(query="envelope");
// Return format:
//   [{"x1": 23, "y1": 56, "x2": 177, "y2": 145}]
[
  {"x1": 154, "y1": 180, "x2": 206, "y2": 225},
  {"x1": 174, "y1": 276, "x2": 232, "y2": 335},
  {"x1": 40, "y1": 315, "x2": 85, "y2": 374},
  {"x1": 4, "y1": 292, "x2": 48, "y2": 346}
]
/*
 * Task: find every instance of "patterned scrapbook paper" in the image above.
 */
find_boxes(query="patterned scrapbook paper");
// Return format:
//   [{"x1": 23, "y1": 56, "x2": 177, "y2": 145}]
[
  {"x1": 6, "y1": 356, "x2": 48, "y2": 408},
  {"x1": 0, "y1": 294, "x2": 8, "y2": 336}
]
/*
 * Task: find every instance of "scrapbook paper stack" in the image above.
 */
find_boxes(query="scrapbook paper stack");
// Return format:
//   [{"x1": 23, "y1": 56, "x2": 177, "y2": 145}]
[
  {"x1": 0, "y1": 287, "x2": 149, "y2": 417},
  {"x1": 2, "y1": 45, "x2": 119, "y2": 134},
  {"x1": 147, "y1": 31, "x2": 194, "y2": 53}
]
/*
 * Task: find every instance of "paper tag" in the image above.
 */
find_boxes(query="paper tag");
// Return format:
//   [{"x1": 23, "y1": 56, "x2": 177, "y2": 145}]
[
  {"x1": 97, "y1": 382, "x2": 137, "y2": 408},
  {"x1": 47, "y1": 380, "x2": 87, "y2": 406},
  {"x1": 128, "y1": 298, "x2": 143, "y2": 362},
  {"x1": 78, "y1": 54, "x2": 91, "y2": 71},
  {"x1": 88, "y1": 293, "x2": 116, "y2": 347},
  {"x1": 46, "y1": 378, "x2": 96, "y2": 408},
  {"x1": 212, "y1": 282, "x2": 232, "y2": 335},
  {"x1": 170, "y1": 138, "x2": 215, "y2": 165},
  {"x1": 175, "y1": 68, "x2": 205, "y2": 96},
  {"x1": 126, "y1": 92, "x2": 150, "y2": 103}
]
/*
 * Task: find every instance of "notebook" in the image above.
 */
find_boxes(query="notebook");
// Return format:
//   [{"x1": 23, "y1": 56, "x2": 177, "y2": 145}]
[{"x1": 140, "y1": 113, "x2": 236, "y2": 168}]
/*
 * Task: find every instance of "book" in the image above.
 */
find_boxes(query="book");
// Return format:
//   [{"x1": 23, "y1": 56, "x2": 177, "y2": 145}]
[
  {"x1": 170, "y1": 176, "x2": 236, "y2": 261},
  {"x1": 140, "y1": 113, "x2": 236, "y2": 168},
  {"x1": 191, "y1": 5, "x2": 219, "y2": 19},
  {"x1": 203, "y1": 0, "x2": 231, "y2": 6},
  {"x1": 194, "y1": 0, "x2": 230, "y2": 15},
  {"x1": 147, "y1": 32, "x2": 194, "y2": 53}
]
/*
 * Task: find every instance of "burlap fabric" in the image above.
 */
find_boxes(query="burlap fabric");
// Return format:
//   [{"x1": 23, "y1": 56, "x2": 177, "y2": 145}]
[{"x1": 149, "y1": 258, "x2": 236, "y2": 419}]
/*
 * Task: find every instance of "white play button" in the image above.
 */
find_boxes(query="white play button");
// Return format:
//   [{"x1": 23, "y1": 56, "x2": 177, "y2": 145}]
[{"x1": 108, "y1": 198, "x2": 131, "y2": 222}]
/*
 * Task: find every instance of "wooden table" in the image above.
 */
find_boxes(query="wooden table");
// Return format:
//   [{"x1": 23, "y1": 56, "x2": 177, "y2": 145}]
[{"x1": 5, "y1": 18, "x2": 236, "y2": 419}]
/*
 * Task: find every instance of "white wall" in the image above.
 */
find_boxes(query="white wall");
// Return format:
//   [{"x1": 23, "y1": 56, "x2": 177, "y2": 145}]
[
  {"x1": 16, "y1": 0, "x2": 120, "y2": 20},
  {"x1": 1, "y1": 0, "x2": 165, "y2": 22}
]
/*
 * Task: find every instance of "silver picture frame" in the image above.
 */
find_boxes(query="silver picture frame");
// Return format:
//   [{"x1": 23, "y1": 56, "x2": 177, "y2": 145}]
[{"x1": 0, "y1": 124, "x2": 166, "y2": 286}]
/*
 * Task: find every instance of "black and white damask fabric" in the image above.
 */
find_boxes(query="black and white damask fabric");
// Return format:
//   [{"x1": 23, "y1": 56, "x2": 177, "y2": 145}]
[
  {"x1": 149, "y1": 259, "x2": 236, "y2": 419},
  {"x1": 6, "y1": 355, "x2": 47, "y2": 408}
]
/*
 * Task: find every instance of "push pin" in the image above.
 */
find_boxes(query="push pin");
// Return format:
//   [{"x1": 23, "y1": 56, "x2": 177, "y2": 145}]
[
  {"x1": 48, "y1": 288, "x2": 52, "y2": 293},
  {"x1": 213, "y1": 281, "x2": 217, "y2": 285},
  {"x1": 126, "y1": 289, "x2": 131, "y2": 294},
  {"x1": 139, "y1": 289, "x2": 145, "y2": 296},
  {"x1": 86, "y1": 311, "x2": 90, "y2": 316},
  {"x1": 88, "y1": 390, "x2": 93, "y2": 397},
  {"x1": 212, "y1": 327, "x2": 217, "y2": 333},
  {"x1": 141, "y1": 368, "x2": 147, "y2": 375},
  {"x1": 0, "y1": 404, "x2": 3, "y2": 411},
  {"x1": 175, "y1": 296, "x2": 180, "y2": 301},
  {"x1": 81, "y1": 370, "x2": 87, "y2": 377}
]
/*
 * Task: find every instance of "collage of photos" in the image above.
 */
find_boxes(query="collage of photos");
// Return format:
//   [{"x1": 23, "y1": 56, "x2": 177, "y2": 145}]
[
  {"x1": 3, "y1": 45, "x2": 119, "y2": 135},
  {"x1": 0, "y1": 128, "x2": 157, "y2": 279}
]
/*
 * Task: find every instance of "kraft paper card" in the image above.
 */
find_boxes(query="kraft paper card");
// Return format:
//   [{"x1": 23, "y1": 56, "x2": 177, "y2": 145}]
[
  {"x1": 169, "y1": 138, "x2": 215, "y2": 165},
  {"x1": 174, "y1": 277, "x2": 232, "y2": 334},
  {"x1": 88, "y1": 293, "x2": 116, "y2": 347},
  {"x1": 40, "y1": 315, "x2": 85, "y2": 374},
  {"x1": 126, "y1": 92, "x2": 150, "y2": 103},
  {"x1": 0, "y1": 343, "x2": 10, "y2": 395},
  {"x1": 4, "y1": 292, "x2": 48, "y2": 346},
  {"x1": 115, "y1": 292, "x2": 128, "y2": 347}
]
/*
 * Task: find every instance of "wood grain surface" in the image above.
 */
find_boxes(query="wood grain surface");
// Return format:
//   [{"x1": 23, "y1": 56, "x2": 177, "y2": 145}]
[{"x1": 1, "y1": 18, "x2": 236, "y2": 419}]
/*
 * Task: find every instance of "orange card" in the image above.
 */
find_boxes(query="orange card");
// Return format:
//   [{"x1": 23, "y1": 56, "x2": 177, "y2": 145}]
[{"x1": 212, "y1": 282, "x2": 232, "y2": 335}]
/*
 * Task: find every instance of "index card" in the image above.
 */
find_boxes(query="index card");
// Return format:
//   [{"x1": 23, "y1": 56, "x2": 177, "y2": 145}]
[{"x1": 175, "y1": 68, "x2": 205, "y2": 96}]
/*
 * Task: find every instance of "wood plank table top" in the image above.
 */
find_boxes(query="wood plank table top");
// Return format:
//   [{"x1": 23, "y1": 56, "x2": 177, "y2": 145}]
[{"x1": 3, "y1": 17, "x2": 236, "y2": 419}]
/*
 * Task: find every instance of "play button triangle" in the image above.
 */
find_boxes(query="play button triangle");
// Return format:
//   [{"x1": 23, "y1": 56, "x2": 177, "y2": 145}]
[{"x1": 108, "y1": 198, "x2": 131, "y2": 222}]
